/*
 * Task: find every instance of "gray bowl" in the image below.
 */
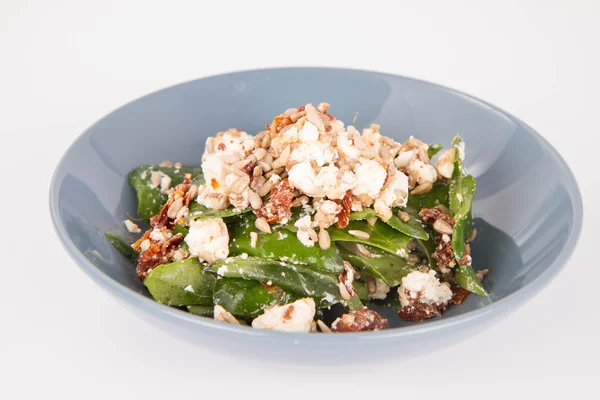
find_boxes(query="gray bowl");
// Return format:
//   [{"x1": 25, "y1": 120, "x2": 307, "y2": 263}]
[{"x1": 50, "y1": 68, "x2": 582, "y2": 361}]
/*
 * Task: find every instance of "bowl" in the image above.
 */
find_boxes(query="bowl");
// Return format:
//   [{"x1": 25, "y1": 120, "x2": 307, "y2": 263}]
[{"x1": 50, "y1": 67, "x2": 582, "y2": 360}]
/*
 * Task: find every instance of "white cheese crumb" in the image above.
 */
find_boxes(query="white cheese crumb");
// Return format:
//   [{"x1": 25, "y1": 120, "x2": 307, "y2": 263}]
[
  {"x1": 140, "y1": 239, "x2": 151, "y2": 252},
  {"x1": 398, "y1": 270, "x2": 452, "y2": 306},
  {"x1": 124, "y1": 219, "x2": 141, "y2": 233},
  {"x1": 216, "y1": 265, "x2": 228, "y2": 276},
  {"x1": 251, "y1": 298, "x2": 316, "y2": 333},
  {"x1": 184, "y1": 284, "x2": 194, "y2": 293},
  {"x1": 353, "y1": 159, "x2": 387, "y2": 198},
  {"x1": 184, "y1": 218, "x2": 229, "y2": 263}
]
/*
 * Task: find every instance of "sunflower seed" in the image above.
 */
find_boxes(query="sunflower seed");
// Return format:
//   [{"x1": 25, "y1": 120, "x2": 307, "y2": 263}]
[
  {"x1": 406, "y1": 254, "x2": 420, "y2": 265},
  {"x1": 433, "y1": 219, "x2": 453, "y2": 235},
  {"x1": 255, "y1": 217, "x2": 271, "y2": 233},
  {"x1": 250, "y1": 232, "x2": 258, "y2": 248},
  {"x1": 366, "y1": 275, "x2": 377, "y2": 294},
  {"x1": 254, "y1": 148, "x2": 267, "y2": 160},
  {"x1": 318, "y1": 228, "x2": 331, "y2": 250},
  {"x1": 348, "y1": 230, "x2": 370, "y2": 240},
  {"x1": 257, "y1": 181, "x2": 273, "y2": 197},
  {"x1": 158, "y1": 160, "x2": 173, "y2": 167},
  {"x1": 434, "y1": 204, "x2": 450, "y2": 215},
  {"x1": 231, "y1": 159, "x2": 251, "y2": 170},
  {"x1": 366, "y1": 217, "x2": 378, "y2": 227},
  {"x1": 338, "y1": 282, "x2": 352, "y2": 301},
  {"x1": 247, "y1": 189, "x2": 262, "y2": 209},
  {"x1": 229, "y1": 176, "x2": 249, "y2": 194},
  {"x1": 355, "y1": 243, "x2": 373, "y2": 258},
  {"x1": 167, "y1": 198, "x2": 184, "y2": 219},
  {"x1": 411, "y1": 182, "x2": 433, "y2": 195},
  {"x1": 150, "y1": 171, "x2": 161, "y2": 188},
  {"x1": 218, "y1": 154, "x2": 240, "y2": 164},
  {"x1": 317, "y1": 320, "x2": 332, "y2": 333},
  {"x1": 257, "y1": 160, "x2": 271, "y2": 172},
  {"x1": 469, "y1": 228, "x2": 478, "y2": 242},
  {"x1": 397, "y1": 211, "x2": 410, "y2": 222}
]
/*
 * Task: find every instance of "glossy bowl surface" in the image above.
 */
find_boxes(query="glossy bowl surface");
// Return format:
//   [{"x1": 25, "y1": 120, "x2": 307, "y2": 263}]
[{"x1": 50, "y1": 68, "x2": 582, "y2": 359}]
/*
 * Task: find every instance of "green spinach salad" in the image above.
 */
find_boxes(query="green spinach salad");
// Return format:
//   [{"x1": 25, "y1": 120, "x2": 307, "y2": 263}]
[{"x1": 106, "y1": 103, "x2": 488, "y2": 333}]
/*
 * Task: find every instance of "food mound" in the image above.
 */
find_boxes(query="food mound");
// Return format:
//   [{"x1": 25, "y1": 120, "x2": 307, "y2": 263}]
[{"x1": 106, "y1": 103, "x2": 487, "y2": 333}]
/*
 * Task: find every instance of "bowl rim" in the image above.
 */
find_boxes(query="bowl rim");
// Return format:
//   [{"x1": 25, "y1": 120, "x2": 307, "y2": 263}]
[{"x1": 49, "y1": 66, "x2": 583, "y2": 342}]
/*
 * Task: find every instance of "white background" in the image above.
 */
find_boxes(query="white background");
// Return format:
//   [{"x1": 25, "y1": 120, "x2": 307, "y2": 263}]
[{"x1": 2, "y1": 0, "x2": 598, "y2": 398}]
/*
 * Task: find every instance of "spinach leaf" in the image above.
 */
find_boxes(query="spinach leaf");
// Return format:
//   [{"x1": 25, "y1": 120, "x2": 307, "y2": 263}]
[
  {"x1": 428, "y1": 143, "x2": 443, "y2": 159},
  {"x1": 328, "y1": 220, "x2": 411, "y2": 257},
  {"x1": 144, "y1": 258, "x2": 215, "y2": 306},
  {"x1": 105, "y1": 231, "x2": 139, "y2": 263},
  {"x1": 228, "y1": 214, "x2": 345, "y2": 274},
  {"x1": 189, "y1": 202, "x2": 251, "y2": 220},
  {"x1": 129, "y1": 164, "x2": 203, "y2": 220}
]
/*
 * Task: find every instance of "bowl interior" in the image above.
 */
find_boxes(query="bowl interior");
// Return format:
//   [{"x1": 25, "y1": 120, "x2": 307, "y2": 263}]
[{"x1": 51, "y1": 68, "x2": 582, "y2": 332}]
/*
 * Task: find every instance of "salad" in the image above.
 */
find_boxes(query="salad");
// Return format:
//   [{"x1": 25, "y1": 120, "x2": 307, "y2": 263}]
[{"x1": 106, "y1": 103, "x2": 488, "y2": 333}]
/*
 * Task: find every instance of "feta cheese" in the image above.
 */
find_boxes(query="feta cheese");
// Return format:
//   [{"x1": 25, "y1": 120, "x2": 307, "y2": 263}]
[
  {"x1": 437, "y1": 148, "x2": 455, "y2": 179},
  {"x1": 201, "y1": 153, "x2": 228, "y2": 189},
  {"x1": 184, "y1": 284, "x2": 194, "y2": 293},
  {"x1": 398, "y1": 270, "x2": 452, "y2": 306},
  {"x1": 123, "y1": 219, "x2": 141, "y2": 233},
  {"x1": 294, "y1": 215, "x2": 315, "y2": 247},
  {"x1": 288, "y1": 162, "x2": 322, "y2": 197},
  {"x1": 378, "y1": 171, "x2": 409, "y2": 208},
  {"x1": 407, "y1": 159, "x2": 437, "y2": 185},
  {"x1": 315, "y1": 166, "x2": 356, "y2": 200},
  {"x1": 149, "y1": 228, "x2": 172, "y2": 243},
  {"x1": 160, "y1": 174, "x2": 172, "y2": 193},
  {"x1": 290, "y1": 142, "x2": 337, "y2": 167},
  {"x1": 368, "y1": 278, "x2": 391, "y2": 300},
  {"x1": 185, "y1": 218, "x2": 229, "y2": 263},
  {"x1": 251, "y1": 298, "x2": 316, "y2": 333},
  {"x1": 298, "y1": 121, "x2": 319, "y2": 142},
  {"x1": 140, "y1": 239, "x2": 151, "y2": 252},
  {"x1": 336, "y1": 132, "x2": 361, "y2": 161},
  {"x1": 353, "y1": 159, "x2": 387, "y2": 198}
]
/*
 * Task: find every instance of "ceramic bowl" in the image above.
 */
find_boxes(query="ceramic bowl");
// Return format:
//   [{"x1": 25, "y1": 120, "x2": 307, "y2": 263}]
[{"x1": 50, "y1": 68, "x2": 582, "y2": 361}]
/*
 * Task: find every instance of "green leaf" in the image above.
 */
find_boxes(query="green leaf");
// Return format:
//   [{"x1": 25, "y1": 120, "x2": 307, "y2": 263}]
[
  {"x1": 144, "y1": 258, "x2": 215, "y2": 306},
  {"x1": 105, "y1": 231, "x2": 139, "y2": 263},
  {"x1": 449, "y1": 175, "x2": 476, "y2": 221},
  {"x1": 349, "y1": 208, "x2": 377, "y2": 221},
  {"x1": 213, "y1": 278, "x2": 296, "y2": 318},
  {"x1": 384, "y1": 207, "x2": 429, "y2": 240},
  {"x1": 454, "y1": 264, "x2": 487, "y2": 296},
  {"x1": 207, "y1": 257, "x2": 345, "y2": 306},
  {"x1": 328, "y1": 220, "x2": 411, "y2": 257},
  {"x1": 417, "y1": 182, "x2": 450, "y2": 209},
  {"x1": 129, "y1": 164, "x2": 203, "y2": 220},
  {"x1": 187, "y1": 305, "x2": 214, "y2": 317},
  {"x1": 428, "y1": 143, "x2": 443, "y2": 159},
  {"x1": 341, "y1": 247, "x2": 415, "y2": 287},
  {"x1": 228, "y1": 214, "x2": 344, "y2": 274},
  {"x1": 188, "y1": 202, "x2": 251, "y2": 220}
]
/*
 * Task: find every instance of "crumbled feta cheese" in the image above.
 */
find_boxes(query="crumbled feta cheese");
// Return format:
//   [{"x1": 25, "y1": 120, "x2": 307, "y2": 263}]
[
  {"x1": 288, "y1": 162, "x2": 322, "y2": 197},
  {"x1": 149, "y1": 228, "x2": 172, "y2": 243},
  {"x1": 398, "y1": 270, "x2": 452, "y2": 306},
  {"x1": 394, "y1": 149, "x2": 416, "y2": 168},
  {"x1": 184, "y1": 284, "x2": 194, "y2": 293},
  {"x1": 185, "y1": 218, "x2": 229, "y2": 263},
  {"x1": 336, "y1": 132, "x2": 361, "y2": 161},
  {"x1": 124, "y1": 219, "x2": 141, "y2": 233},
  {"x1": 290, "y1": 142, "x2": 337, "y2": 167},
  {"x1": 294, "y1": 215, "x2": 315, "y2": 247},
  {"x1": 298, "y1": 121, "x2": 319, "y2": 142},
  {"x1": 407, "y1": 159, "x2": 437, "y2": 185},
  {"x1": 378, "y1": 171, "x2": 409, "y2": 208},
  {"x1": 216, "y1": 265, "x2": 228, "y2": 276},
  {"x1": 437, "y1": 148, "x2": 455, "y2": 179},
  {"x1": 353, "y1": 159, "x2": 387, "y2": 198},
  {"x1": 201, "y1": 154, "x2": 228, "y2": 189},
  {"x1": 251, "y1": 298, "x2": 316, "y2": 333},
  {"x1": 160, "y1": 174, "x2": 172, "y2": 193},
  {"x1": 368, "y1": 278, "x2": 391, "y2": 300}
]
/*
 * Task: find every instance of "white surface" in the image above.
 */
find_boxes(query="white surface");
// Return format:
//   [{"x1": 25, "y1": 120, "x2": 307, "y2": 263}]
[{"x1": 2, "y1": 0, "x2": 598, "y2": 398}]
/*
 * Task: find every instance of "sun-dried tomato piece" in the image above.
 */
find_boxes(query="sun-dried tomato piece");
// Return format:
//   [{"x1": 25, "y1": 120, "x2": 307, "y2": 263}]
[
  {"x1": 267, "y1": 114, "x2": 293, "y2": 134},
  {"x1": 135, "y1": 233, "x2": 183, "y2": 280},
  {"x1": 255, "y1": 179, "x2": 294, "y2": 223},
  {"x1": 397, "y1": 301, "x2": 448, "y2": 322},
  {"x1": 331, "y1": 308, "x2": 388, "y2": 332},
  {"x1": 334, "y1": 190, "x2": 352, "y2": 229},
  {"x1": 242, "y1": 160, "x2": 256, "y2": 181},
  {"x1": 419, "y1": 208, "x2": 455, "y2": 227}
]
